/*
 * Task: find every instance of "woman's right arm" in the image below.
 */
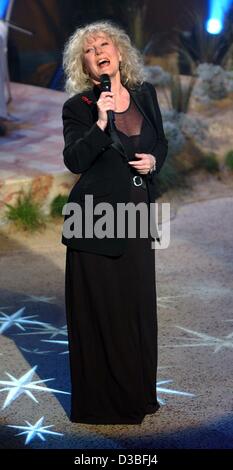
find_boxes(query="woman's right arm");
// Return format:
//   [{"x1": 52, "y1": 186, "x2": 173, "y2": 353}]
[{"x1": 62, "y1": 97, "x2": 113, "y2": 174}]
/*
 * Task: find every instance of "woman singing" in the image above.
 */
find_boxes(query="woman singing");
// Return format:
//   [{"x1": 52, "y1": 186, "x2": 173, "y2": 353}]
[{"x1": 62, "y1": 20, "x2": 168, "y2": 424}]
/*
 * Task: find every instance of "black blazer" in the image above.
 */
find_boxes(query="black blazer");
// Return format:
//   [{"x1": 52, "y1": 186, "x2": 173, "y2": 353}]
[{"x1": 61, "y1": 81, "x2": 168, "y2": 256}]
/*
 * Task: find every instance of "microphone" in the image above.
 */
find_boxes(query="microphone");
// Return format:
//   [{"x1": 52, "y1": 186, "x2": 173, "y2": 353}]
[{"x1": 99, "y1": 74, "x2": 115, "y2": 132}]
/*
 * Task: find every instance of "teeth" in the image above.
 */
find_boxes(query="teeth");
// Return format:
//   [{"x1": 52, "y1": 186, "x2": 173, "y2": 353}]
[{"x1": 98, "y1": 59, "x2": 109, "y2": 65}]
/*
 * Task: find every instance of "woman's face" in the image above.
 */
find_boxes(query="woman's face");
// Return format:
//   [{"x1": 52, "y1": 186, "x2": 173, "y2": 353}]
[{"x1": 82, "y1": 33, "x2": 122, "y2": 83}]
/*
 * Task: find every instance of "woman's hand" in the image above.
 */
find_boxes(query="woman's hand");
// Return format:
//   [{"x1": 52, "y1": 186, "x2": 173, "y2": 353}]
[
  {"x1": 96, "y1": 91, "x2": 115, "y2": 131},
  {"x1": 128, "y1": 153, "x2": 156, "y2": 175}
]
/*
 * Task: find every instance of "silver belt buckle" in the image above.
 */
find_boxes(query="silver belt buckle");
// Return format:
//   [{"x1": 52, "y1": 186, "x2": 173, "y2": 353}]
[{"x1": 133, "y1": 175, "x2": 143, "y2": 187}]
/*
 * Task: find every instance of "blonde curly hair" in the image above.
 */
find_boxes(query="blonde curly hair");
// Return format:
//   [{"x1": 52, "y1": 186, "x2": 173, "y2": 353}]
[{"x1": 62, "y1": 20, "x2": 146, "y2": 96}]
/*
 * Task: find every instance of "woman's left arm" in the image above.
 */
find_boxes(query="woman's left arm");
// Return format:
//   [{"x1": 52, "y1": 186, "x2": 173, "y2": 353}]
[
  {"x1": 147, "y1": 82, "x2": 168, "y2": 176},
  {"x1": 128, "y1": 83, "x2": 168, "y2": 178}
]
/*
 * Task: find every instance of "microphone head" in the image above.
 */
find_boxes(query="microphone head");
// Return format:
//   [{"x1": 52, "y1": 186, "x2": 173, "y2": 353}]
[{"x1": 100, "y1": 74, "x2": 111, "y2": 92}]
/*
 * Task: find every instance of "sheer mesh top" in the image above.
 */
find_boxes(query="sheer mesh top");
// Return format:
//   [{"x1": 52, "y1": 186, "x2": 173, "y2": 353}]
[
  {"x1": 114, "y1": 96, "x2": 155, "y2": 163},
  {"x1": 114, "y1": 97, "x2": 143, "y2": 136}
]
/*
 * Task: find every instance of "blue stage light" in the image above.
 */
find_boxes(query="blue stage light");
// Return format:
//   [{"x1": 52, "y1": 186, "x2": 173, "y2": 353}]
[
  {"x1": 0, "y1": 0, "x2": 10, "y2": 19},
  {"x1": 206, "y1": 0, "x2": 232, "y2": 34},
  {"x1": 207, "y1": 18, "x2": 222, "y2": 33}
]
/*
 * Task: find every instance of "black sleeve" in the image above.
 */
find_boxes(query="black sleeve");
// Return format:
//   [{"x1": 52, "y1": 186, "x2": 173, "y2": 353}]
[
  {"x1": 62, "y1": 98, "x2": 113, "y2": 174},
  {"x1": 146, "y1": 83, "x2": 168, "y2": 179}
]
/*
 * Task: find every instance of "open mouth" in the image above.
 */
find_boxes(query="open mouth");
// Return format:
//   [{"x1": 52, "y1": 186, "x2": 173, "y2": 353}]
[{"x1": 98, "y1": 59, "x2": 110, "y2": 68}]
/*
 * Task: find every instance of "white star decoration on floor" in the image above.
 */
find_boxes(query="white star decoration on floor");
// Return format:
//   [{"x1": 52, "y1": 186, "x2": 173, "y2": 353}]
[
  {"x1": 7, "y1": 416, "x2": 63, "y2": 445},
  {"x1": 17, "y1": 324, "x2": 68, "y2": 338},
  {"x1": 0, "y1": 307, "x2": 48, "y2": 334},
  {"x1": 162, "y1": 326, "x2": 233, "y2": 353},
  {"x1": 157, "y1": 380, "x2": 195, "y2": 405},
  {"x1": 20, "y1": 295, "x2": 56, "y2": 304},
  {"x1": 0, "y1": 365, "x2": 70, "y2": 409},
  {"x1": 20, "y1": 347, "x2": 53, "y2": 355},
  {"x1": 157, "y1": 294, "x2": 190, "y2": 309},
  {"x1": 157, "y1": 286, "x2": 233, "y2": 310},
  {"x1": 41, "y1": 339, "x2": 68, "y2": 354}
]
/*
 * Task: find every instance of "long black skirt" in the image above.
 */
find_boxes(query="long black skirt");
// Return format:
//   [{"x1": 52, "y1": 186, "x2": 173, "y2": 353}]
[{"x1": 65, "y1": 182, "x2": 160, "y2": 424}]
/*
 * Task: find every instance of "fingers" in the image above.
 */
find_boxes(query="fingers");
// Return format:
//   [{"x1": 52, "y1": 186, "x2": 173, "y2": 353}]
[
  {"x1": 129, "y1": 160, "x2": 146, "y2": 167},
  {"x1": 128, "y1": 153, "x2": 150, "y2": 168},
  {"x1": 96, "y1": 91, "x2": 115, "y2": 126},
  {"x1": 128, "y1": 153, "x2": 155, "y2": 174},
  {"x1": 100, "y1": 91, "x2": 114, "y2": 98},
  {"x1": 128, "y1": 161, "x2": 150, "y2": 175},
  {"x1": 97, "y1": 91, "x2": 115, "y2": 111}
]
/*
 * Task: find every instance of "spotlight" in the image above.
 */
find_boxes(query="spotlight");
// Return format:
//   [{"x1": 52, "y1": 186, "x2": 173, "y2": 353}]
[
  {"x1": 206, "y1": 18, "x2": 223, "y2": 34},
  {"x1": 206, "y1": 0, "x2": 232, "y2": 35}
]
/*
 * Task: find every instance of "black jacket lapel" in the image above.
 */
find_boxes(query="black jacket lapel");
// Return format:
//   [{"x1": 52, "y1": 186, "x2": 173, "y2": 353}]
[{"x1": 128, "y1": 85, "x2": 157, "y2": 130}]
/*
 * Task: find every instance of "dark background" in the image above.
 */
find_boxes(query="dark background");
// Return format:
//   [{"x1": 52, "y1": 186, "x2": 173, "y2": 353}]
[{"x1": 7, "y1": 0, "x2": 208, "y2": 89}]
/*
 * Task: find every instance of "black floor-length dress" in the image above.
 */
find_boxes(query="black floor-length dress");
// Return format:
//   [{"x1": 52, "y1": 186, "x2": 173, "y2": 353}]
[{"x1": 65, "y1": 97, "x2": 160, "y2": 424}]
